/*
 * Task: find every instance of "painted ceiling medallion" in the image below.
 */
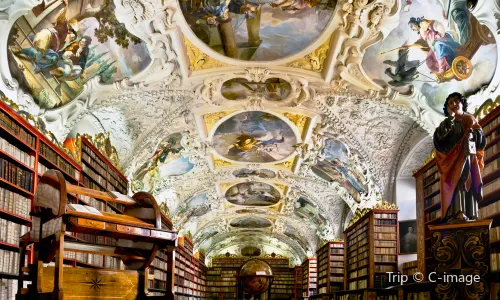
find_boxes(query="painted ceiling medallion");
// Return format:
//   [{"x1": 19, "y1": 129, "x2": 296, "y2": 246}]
[
  {"x1": 212, "y1": 111, "x2": 298, "y2": 163},
  {"x1": 230, "y1": 216, "x2": 273, "y2": 228},
  {"x1": 311, "y1": 138, "x2": 368, "y2": 203},
  {"x1": 179, "y1": 0, "x2": 337, "y2": 61},
  {"x1": 362, "y1": 0, "x2": 497, "y2": 114},
  {"x1": 221, "y1": 78, "x2": 292, "y2": 101},
  {"x1": 233, "y1": 168, "x2": 276, "y2": 178},
  {"x1": 7, "y1": 0, "x2": 151, "y2": 109},
  {"x1": 225, "y1": 182, "x2": 281, "y2": 206}
]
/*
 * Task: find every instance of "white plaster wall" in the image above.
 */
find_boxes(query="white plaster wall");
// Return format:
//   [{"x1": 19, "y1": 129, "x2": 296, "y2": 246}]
[{"x1": 395, "y1": 177, "x2": 418, "y2": 271}]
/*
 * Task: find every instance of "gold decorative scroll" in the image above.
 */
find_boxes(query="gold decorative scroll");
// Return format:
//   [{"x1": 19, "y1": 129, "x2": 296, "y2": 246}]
[
  {"x1": 348, "y1": 200, "x2": 398, "y2": 227},
  {"x1": 285, "y1": 37, "x2": 331, "y2": 72},
  {"x1": 83, "y1": 132, "x2": 121, "y2": 169},
  {"x1": 274, "y1": 183, "x2": 287, "y2": 194},
  {"x1": 274, "y1": 156, "x2": 296, "y2": 170},
  {"x1": 219, "y1": 182, "x2": 235, "y2": 192},
  {"x1": 204, "y1": 111, "x2": 235, "y2": 134},
  {"x1": 283, "y1": 112, "x2": 309, "y2": 138},
  {"x1": 474, "y1": 95, "x2": 500, "y2": 121},
  {"x1": 213, "y1": 156, "x2": 234, "y2": 168},
  {"x1": 185, "y1": 38, "x2": 227, "y2": 71}
]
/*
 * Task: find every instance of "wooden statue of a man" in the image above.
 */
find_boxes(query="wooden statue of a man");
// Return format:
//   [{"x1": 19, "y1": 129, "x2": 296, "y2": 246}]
[{"x1": 433, "y1": 92, "x2": 486, "y2": 223}]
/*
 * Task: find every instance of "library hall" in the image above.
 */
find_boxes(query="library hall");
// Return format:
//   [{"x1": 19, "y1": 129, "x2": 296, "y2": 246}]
[{"x1": 0, "y1": 0, "x2": 500, "y2": 299}]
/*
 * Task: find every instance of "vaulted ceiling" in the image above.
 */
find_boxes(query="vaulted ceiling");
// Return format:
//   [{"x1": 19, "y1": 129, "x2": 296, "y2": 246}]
[{"x1": 1, "y1": 0, "x2": 499, "y2": 264}]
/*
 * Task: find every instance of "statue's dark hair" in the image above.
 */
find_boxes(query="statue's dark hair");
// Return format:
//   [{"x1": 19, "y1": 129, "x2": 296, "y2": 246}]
[
  {"x1": 443, "y1": 92, "x2": 468, "y2": 116},
  {"x1": 408, "y1": 16, "x2": 424, "y2": 27}
]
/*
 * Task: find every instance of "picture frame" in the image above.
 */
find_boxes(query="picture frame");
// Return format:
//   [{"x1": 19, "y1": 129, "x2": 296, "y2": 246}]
[{"x1": 399, "y1": 219, "x2": 417, "y2": 254}]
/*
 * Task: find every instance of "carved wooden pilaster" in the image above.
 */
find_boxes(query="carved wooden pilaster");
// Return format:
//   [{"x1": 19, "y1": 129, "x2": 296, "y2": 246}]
[{"x1": 428, "y1": 220, "x2": 492, "y2": 300}]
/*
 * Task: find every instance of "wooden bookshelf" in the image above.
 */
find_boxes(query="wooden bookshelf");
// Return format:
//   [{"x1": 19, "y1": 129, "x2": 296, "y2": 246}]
[
  {"x1": 344, "y1": 209, "x2": 398, "y2": 290},
  {"x1": 415, "y1": 104, "x2": 500, "y2": 277},
  {"x1": 265, "y1": 258, "x2": 294, "y2": 299},
  {"x1": 316, "y1": 241, "x2": 344, "y2": 295},
  {"x1": 174, "y1": 237, "x2": 207, "y2": 298},
  {"x1": 301, "y1": 257, "x2": 317, "y2": 298},
  {"x1": 207, "y1": 257, "x2": 243, "y2": 299},
  {"x1": 294, "y1": 265, "x2": 302, "y2": 300}
]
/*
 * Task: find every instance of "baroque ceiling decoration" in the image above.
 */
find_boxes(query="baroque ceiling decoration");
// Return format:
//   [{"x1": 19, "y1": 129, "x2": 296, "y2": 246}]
[{"x1": 1, "y1": 0, "x2": 500, "y2": 265}]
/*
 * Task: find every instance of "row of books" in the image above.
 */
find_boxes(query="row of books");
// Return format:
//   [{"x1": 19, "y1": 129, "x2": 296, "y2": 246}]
[
  {"x1": 82, "y1": 162, "x2": 107, "y2": 188},
  {"x1": 0, "y1": 250, "x2": 19, "y2": 274},
  {"x1": 63, "y1": 251, "x2": 123, "y2": 269},
  {"x1": 147, "y1": 279, "x2": 166, "y2": 290},
  {"x1": 348, "y1": 279, "x2": 367, "y2": 290},
  {"x1": 39, "y1": 143, "x2": 77, "y2": 178},
  {"x1": 374, "y1": 213, "x2": 397, "y2": 219},
  {"x1": 423, "y1": 171, "x2": 439, "y2": 186},
  {"x1": 152, "y1": 257, "x2": 167, "y2": 270},
  {"x1": 490, "y1": 226, "x2": 500, "y2": 243},
  {"x1": 375, "y1": 219, "x2": 397, "y2": 225},
  {"x1": 0, "y1": 111, "x2": 36, "y2": 148},
  {"x1": 484, "y1": 177, "x2": 500, "y2": 195},
  {"x1": 402, "y1": 260, "x2": 418, "y2": 269},
  {"x1": 79, "y1": 195, "x2": 118, "y2": 214},
  {"x1": 483, "y1": 118, "x2": 499, "y2": 134},
  {"x1": 0, "y1": 158, "x2": 33, "y2": 192},
  {"x1": 491, "y1": 253, "x2": 500, "y2": 271},
  {"x1": 374, "y1": 255, "x2": 397, "y2": 262},
  {"x1": 374, "y1": 233, "x2": 396, "y2": 240},
  {"x1": 374, "y1": 226, "x2": 396, "y2": 233},
  {"x1": 375, "y1": 240, "x2": 397, "y2": 247},
  {"x1": 425, "y1": 209, "x2": 442, "y2": 222},
  {"x1": 422, "y1": 165, "x2": 438, "y2": 178},
  {"x1": 375, "y1": 247, "x2": 397, "y2": 254},
  {"x1": 82, "y1": 144, "x2": 127, "y2": 191},
  {"x1": 424, "y1": 193, "x2": 440, "y2": 209},
  {"x1": 174, "y1": 287, "x2": 205, "y2": 297},
  {"x1": 0, "y1": 220, "x2": 28, "y2": 245},
  {"x1": 0, "y1": 279, "x2": 18, "y2": 300},
  {"x1": 0, "y1": 137, "x2": 34, "y2": 169},
  {"x1": 0, "y1": 187, "x2": 30, "y2": 219},
  {"x1": 175, "y1": 277, "x2": 205, "y2": 291},
  {"x1": 485, "y1": 156, "x2": 500, "y2": 177},
  {"x1": 478, "y1": 200, "x2": 500, "y2": 219},
  {"x1": 423, "y1": 181, "x2": 440, "y2": 197},
  {"x1": 485, "y1": 143, "x2": 499, "y2": 160}
]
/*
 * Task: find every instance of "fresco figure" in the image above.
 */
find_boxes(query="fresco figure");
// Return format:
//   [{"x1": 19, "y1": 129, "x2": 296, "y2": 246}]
[
  {"x1": 404, "y1": 16, "x2": 460, "y2": 73},
  {"x1": 433, "y1": 92, "x2": 486, "y2": 223},
  {"x1": 16, "y1": 0, "x2": 79, "y2": 73}
]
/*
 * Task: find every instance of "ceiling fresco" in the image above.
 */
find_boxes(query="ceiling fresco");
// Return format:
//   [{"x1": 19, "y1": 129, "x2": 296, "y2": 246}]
[
  {"x1": 212, "y1": 111, "x2": 298, "y2": 163},
  {"x1": 6, "y1": 0, "x2": 151, "y2": 109},
  {"x1": 179, "y1": 0, "x2": 337, "y2": 61},
  {"x1": 362, "y1": 0, "x2": 497, "y2": 114},
  {"x1": 1, "y1": 0, "x2": 499, "y2": 266},
  {"x1": 225, "y1": 182, "x2": 281, "y2": 206}
]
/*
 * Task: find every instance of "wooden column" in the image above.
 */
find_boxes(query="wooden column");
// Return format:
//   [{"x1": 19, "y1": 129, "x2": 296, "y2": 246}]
[{"x1": 428, "y1": 219, "x2": 492, "y2": 299}]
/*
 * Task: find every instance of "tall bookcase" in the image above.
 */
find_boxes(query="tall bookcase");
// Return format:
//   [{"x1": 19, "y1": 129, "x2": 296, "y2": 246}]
[
  {"x1": 316, "y1": 241, "x2": 344, "y2": 294},
  {"x1": 206, "y1": 257, "x2": 243, "y2": 299},
  {"x1": 301, "y1": 258, "x2": 317, "y2": 298},
  {"x1": 294, "y1": 265, "x2": 302, "y2": 300},
  {"x1": 344, "y1": 209, "x2": 398, "y2": 290},
  {"x1": 174, "y1": 236, "x2": 207, "y2": 299},
  {"x1": 264, "y1": 258, "x2": 294, "y2": 299},
  {"x1": 414, "y1": 104, "x2": 500, "y2": 277}
]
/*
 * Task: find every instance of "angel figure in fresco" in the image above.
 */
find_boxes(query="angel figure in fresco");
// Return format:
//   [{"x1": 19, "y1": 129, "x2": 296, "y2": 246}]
[
  {"x1": 384, "y1": 48, "x2": 421, "y2": 87},
  {"x1": 14, "y1": 0, "x2": 80, "y2": 73},
  {"x1": 403, "y1": 16, "x2": 460, "y2": 74},
  {"x1": 134, "y1": 137, "x2": 182, "y2": 180}
]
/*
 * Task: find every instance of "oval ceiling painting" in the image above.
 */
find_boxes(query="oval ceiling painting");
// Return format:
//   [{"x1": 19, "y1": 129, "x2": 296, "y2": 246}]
[
  {"x1": 230, "y1": 216, "x2": 273, "y2": 228},
  {"x1": 7, "y1": 0, "x2": 151, "y2": 109},
  {"x1": 180, "y1": 0, "x2": 337, "y2": 61},
  {"x1": 222, "y1": 78, "x2": 292, "y2": 101},
  {"x1": 361, "y1": 0, "x2": 497, "y2": 114},
  {"x1": 225, "y1": 182, "x2": 281, "y2": 206},
  {"x1": 311, "y1": 139, "x2": 368, "y2": 202},
  {"x1": 212, "y1": 111, "x2": 297, "y2": 163}
]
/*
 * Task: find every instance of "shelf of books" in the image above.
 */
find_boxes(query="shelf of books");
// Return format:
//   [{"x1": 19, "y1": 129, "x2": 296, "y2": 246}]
[
  {"x1": 301, "y1": 258, "x2": 317, "y2": 299},
  {"x1": 294, "y1": 265, "x2": 302, "y2": 300},
  {"x1": 263, "y1": 258, "x2": 294, "y2": 299},
  {"x1": 0, "y1": 100, "x2": 40, "y2": 299},
  {"x1": 344, "y1": 209, "x2": 398, "y2": 290},
  {"x1": 174, "y1": 237, "x2": 207, "y2": 299},
  {"x1": 414, "y1": 159, "x2": 440, "y2": 277},
  {"x1": 207, "y1": 257, "x2": 244, "y2": 299},
  {"x1": 414, "y1": 104, "x2": 500, "y2": 278},
  {"x1": 401, "y1": 261, "x2": 418, "y2": 284},
  {"x1": 475, "y1": 105, "x2": 500, "y2": 283},
  {"x1": 316, "y1": 241, "x2": 344, "y2": 296}
]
